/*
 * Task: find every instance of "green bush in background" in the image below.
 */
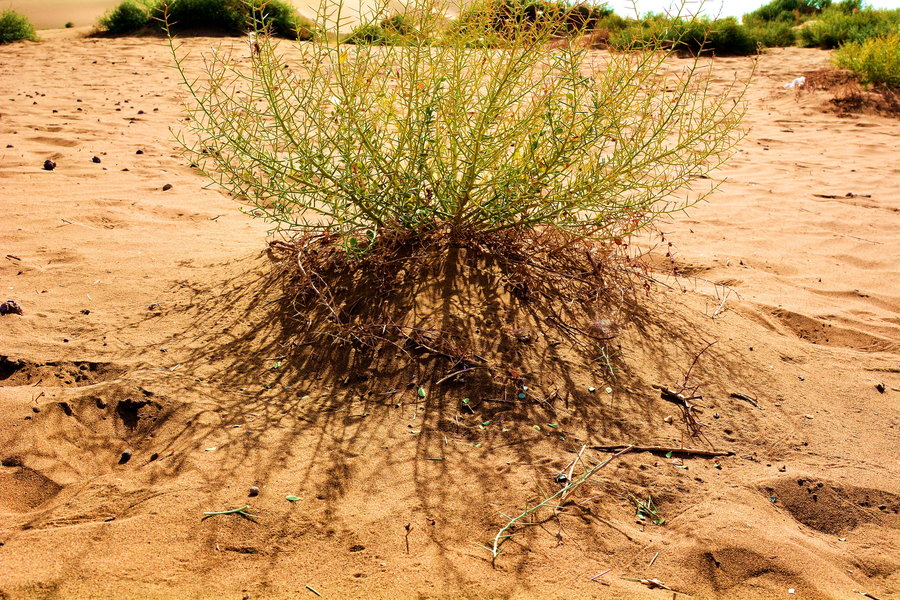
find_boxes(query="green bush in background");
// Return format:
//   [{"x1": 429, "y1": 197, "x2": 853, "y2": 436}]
[
  {"x1": 0, "y1": 9, "x2": 38, "y2": 44},
  {"x1": 746, "y1": 20, "x2": 796, "y2": 46},
  {"x1": 344, "y1": 14, "x2": 419, "y2": 45},
  {"x1": 454, "y1": 0, "x2": 612, "y2": 41},
  {"x1": 798, "y1": 5, "x2": 900, "y2": 48},
  {"x1": 743, "y1": 0, "x2": 831, "y2": 25},
  {"x1": 98, "y1": 0, "x2": 314, "y2": 39},
  {"x1": 609, "y1": 16, "x2": 760, "y2": 56},
  {"x1": 99, "y1": 0, "x2": 150, "y2": 34},
  {"x1": 834, "y1": 32, "x2": 900, "y2": 87}
]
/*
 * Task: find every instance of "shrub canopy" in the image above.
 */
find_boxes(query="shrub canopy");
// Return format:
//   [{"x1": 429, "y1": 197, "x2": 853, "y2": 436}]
[
  {"x1": 99, "y1": 0, "x2": 315, "y2": 38},
  {"x1": 0, "y1": 9, "x2": 38, "y2": 44},
  {"x1": 835, "y1": 32, "x2": 900, "y2": 88},
  {"x1": 172, "y1": 0, "x2": 747, "y2": 255}
]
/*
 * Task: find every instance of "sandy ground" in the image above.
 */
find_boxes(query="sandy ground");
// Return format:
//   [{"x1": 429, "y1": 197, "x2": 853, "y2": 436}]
[{"x1": 0, "y1": 31, "x2": 898, "y2": 600}]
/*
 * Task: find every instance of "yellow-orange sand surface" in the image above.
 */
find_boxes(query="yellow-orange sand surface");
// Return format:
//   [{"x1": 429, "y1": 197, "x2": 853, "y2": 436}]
[{"x1": 0, "y1": 30, "x2": 898, "y2": 600}]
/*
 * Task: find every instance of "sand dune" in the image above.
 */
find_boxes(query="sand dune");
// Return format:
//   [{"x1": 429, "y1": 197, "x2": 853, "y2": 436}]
[{"x1": 0, "y1": 30, "x2": 897, "y2": 600}]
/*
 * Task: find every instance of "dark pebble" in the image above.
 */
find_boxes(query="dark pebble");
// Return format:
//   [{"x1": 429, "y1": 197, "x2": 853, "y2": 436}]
[
  {"x1": 876, "y1": 383, "x2": 886, "y2": 394},
  {"x1": 162, "y1": 183, "x2": 173, "y2": 191},
  {"x1": 0, "y1": 300, "x2": 23, "y2": 315},
  {"x1": 119, "y1": 449, "x2": 133, "y2": 464},
  {"x1": 136, "y1": 149, "x2": 144, "y2": 154},
  {"x1": 248, "y1": 486, "x2": 260, "y2": 497},
  {"x1": 43, "y1": 159, "x2": 56, "y2": 171},
  {"x1": 92, "y1": 156, "x2": 101, "y2": 163},
  {"x1": 80, "y1": 309, "x2": 90, "y2": 315}
]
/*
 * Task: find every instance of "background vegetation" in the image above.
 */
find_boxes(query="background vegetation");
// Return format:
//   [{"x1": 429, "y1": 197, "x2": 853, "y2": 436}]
[
  {"x1": 98, "y1": 0, "x2": 314, "y2": 38},
  {"x1": 0, "y1": 9, "x2": 38, "y2": 44},
  {"x1": 95, "y1": 0, "x2": 900, "y2": 62},
  {"x1": 834, "y1": 32, "x2": 900, "y2": 87}
]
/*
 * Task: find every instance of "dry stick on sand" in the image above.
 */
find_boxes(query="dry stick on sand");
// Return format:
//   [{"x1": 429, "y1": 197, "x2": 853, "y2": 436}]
[
  {"x1": 484, "y1": 446, "x2": 633, "y2": 565},
  {"x1": 653, "y1": 384, "x2": 714, "y2": 449},
  {"x1": 730, "y1": 392, "x2": 761, "y2": 409},
  {"x1": 622, "y1": 577, "x2": 673, "y2": 591},
  {"x1": 591, "y1": 444, "x2": 733, "y2": 457},
  {"x1": 202, "y1": 505, "x2": 259, "y2": 519}
]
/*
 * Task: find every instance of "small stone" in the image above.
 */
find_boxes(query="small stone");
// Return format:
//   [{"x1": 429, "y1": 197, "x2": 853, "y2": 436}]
[
  {"x1": 119, "y1": 449, "x2": 133, "y2": 464},
  {"x1": 0, "y1": 300, "x2": 23, "y2": 315},
  {"x1": 92, "y1": 156, "x2": 101, "y2": 163},
  {"x1": 80, "y1": 309, "x2": 90, "y2": 315},
  {"x1": 43, "y1": 159, "x2": 56, "y2": 171},
  {"x1": 875, "y1": 383, "x2": 886, "y2": 394},
  {"x1": 248, "y1": 486, "x2": 260, "y2": 497},
  {"x1": 135, "y1": 149, "x2": 144, "y2": 154},
  {"x1": 162, "y1": 183, "x2": 173, "y2": 191}
]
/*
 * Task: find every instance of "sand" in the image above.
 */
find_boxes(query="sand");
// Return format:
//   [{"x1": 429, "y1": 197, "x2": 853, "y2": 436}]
[{"x1": 0, "y1": 30, "x2": 898, "y2": 600}]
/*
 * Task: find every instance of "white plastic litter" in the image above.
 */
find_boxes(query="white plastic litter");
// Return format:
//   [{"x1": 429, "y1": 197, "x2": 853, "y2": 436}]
[{"x1": 784, "y1": 76, "x2": 806, "y2": 89}]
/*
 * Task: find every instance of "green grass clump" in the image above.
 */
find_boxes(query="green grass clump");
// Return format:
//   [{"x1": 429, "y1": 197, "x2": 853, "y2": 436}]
[
  {"x1": 164, "y1": 0, "x2": 312, "y2": 39},
  {"x1": 344, "y1": 14, "x2": 419, "y2": 45},
  {"x1": 743, "y1": 0, "x2": 830, "y2": 26},
  {"x1": 98, "y1": 0, "x2": 314, "y2": 39},
  {"x1": 798, "y1": 5, "x2": 900, "y2": 48},
  {"x1": 610, "y1": 17, "x2": 759, "y2": 56},
  {"x1": 99, "y1": 0, "x2": 150, "y2": 34},
  {"x1": 0, "y1": 9, "x2": 38, "y2": 44},
  {"x1": 746, "y1": 20, "x2": 796, "y2": 47},
  {"x1": 834, "y1": 33, "x2": 900, "y2": 88},
  {"x1": 454, "y1": 0, "x2": 613, "y2": 40}
]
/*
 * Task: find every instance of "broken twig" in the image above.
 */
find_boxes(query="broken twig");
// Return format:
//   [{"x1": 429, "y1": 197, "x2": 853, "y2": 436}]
[
  {"x1": 590, "y1": 444, "x2": 732, "y2": 457},
  {"x1": 730, "y1": 392, "x2": 761, "y2": 409},
  {"x1": 622, "y1": 577, "x2": 672, "y2": 591}
]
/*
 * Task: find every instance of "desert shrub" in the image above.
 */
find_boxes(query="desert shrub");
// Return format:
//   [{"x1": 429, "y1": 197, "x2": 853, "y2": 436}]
[
  {"x1": 597, "y1": 12, "x2": 627, "y2": 31},
  {"x1": 99, "y1": 0, "x2": 314, "y2": 38},
  {"x1": 343, "y1": 23, "x2": 390, "y2": 44},
  {"x1": 65, "y1": 21, "x2": 75, "y2": 28},
  {"x1": 454, "y1": 0, "x2": 613, "y2": 40},
  {"x1": 747, "y1": 20, "x2": 796, "y2": 46},
  {"x1": 171, "y1": 0, "x2": 745, "y2": 260},
  {"x1": 99, "y1": 0, "x2": 151, "y2": 34},
  {"x1": 344, "y1": 13, "x2": 419, "y2": 45},
  {"x1": 834, "y1": 32, "x2": 900, "y2": 87},
  {"x1": 0, "y1": 9, "x2": 38, "y2": 44},
  {"x1": 743, "y1": 0, "x2": 831, "y2": 25},
  {"x1": 798, "y1": 6, "x2": 900, "y2": 48},
  {"x1": 162, "y1": 0, "x2": 313, "y2": 38},
  {"x1": 610, "y1": 17, "x2": 759, "y2": 56}
]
